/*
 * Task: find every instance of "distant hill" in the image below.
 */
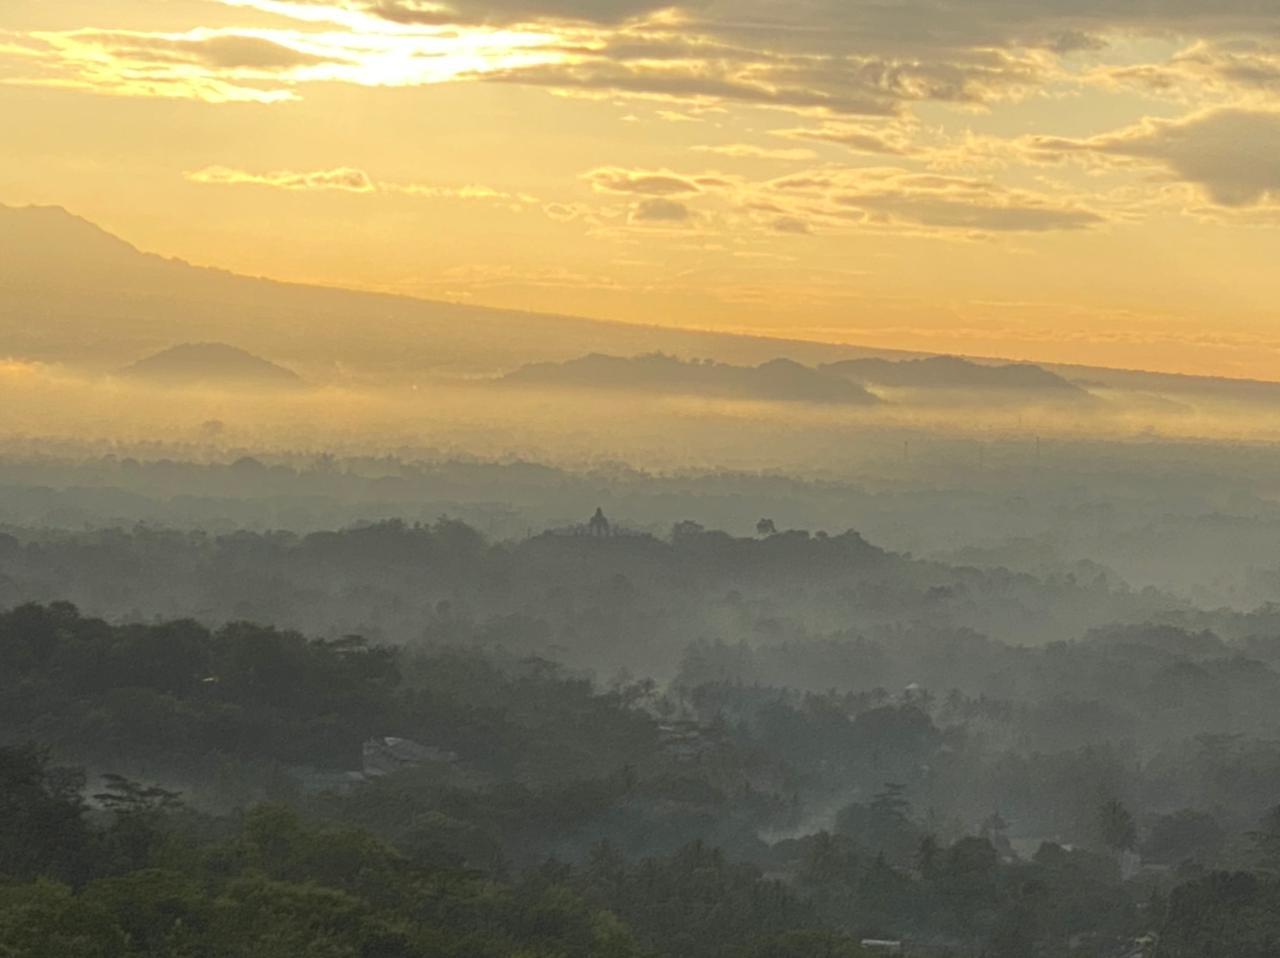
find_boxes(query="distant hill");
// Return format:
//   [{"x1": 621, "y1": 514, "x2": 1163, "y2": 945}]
[
  {"x1": 0, "y1": 204, "x2": 893, "y2": 383},
  {"x1": 6, "y1": 203, "x2": 1280, "y2": 404},
  {"x1": 502, "y1": 353, "x2": 880, "y2": 405},
  {"x1": 823, "y1": 355, "x2": 1085, "y2": 395},
  {"x1": 121, "y1": 343, "x2": 304, "y2": 388}
]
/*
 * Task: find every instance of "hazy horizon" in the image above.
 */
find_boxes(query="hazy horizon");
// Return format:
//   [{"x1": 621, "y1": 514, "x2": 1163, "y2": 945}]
[{"x1": 9, "y1": 199, "x2": 1280, "y2": 388}]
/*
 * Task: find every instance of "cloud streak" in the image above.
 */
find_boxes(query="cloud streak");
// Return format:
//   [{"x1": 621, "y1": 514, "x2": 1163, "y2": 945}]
[
  {"x1": 186, "y1": 166, "x2": 538, "y2": 206},
  {"x1": 188, "y1": 166, "x2": 376, "y2": 191},
  {"x1": 575, "y1": 163, "x2": 1107, "y2": 236},
  {"x1": 1029, "y1": 109, "x2": 1280, "y2": 207},
  {"x1": 585, "y1": 167, "x2": 710, "y2": 195},
  {"x1": 630, "y1": 196, "x2": 694, "y2": 222},
  {"x1": 768, "y1": 167, "x2": 1107, "y2": 233},
  {"x1": 6, "y1": 0, "x2": 1280, "y2": 243}
]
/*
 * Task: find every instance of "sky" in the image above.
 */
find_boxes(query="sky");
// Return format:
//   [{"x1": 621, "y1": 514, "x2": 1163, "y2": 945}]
[{"x1": 2, "y1": 0, "x2": 1280, "y2": 377}]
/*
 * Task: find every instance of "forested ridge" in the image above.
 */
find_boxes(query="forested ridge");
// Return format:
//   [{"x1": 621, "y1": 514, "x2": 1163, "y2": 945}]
[
  {"x1": 5, "y1": 597, "x2": 1280, "y2": 956},
  {"x1": 0, "y1": 517, "x2": 1186, "y2": 680}
]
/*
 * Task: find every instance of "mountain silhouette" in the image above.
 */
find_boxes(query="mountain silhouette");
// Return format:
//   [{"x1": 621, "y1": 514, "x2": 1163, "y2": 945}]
[
  {"x1": 823, "y1": 355, "x2": 1084, "y2": 394},
  {"x1": 0, "y1": 204, "x2": 151, "y2": 277},
  {"x1": 121, "y1": 343, "x2": 304, "y2": 388},
  {"x1": 503, "y1": 353, "x2": 880, "y2": 405},
  {"x1": 0, "y1": 203, "x2": 881, "y2": 382},
  {"x1": 7, "y1": 203, "x2": 1280, "y2": 403}
]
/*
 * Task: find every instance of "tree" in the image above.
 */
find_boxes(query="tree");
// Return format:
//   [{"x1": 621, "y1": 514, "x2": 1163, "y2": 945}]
[
  {"x1": 80, "y1": 870, "x2": 209, "y2": 956},
  {"x1": 935, "y1": 836, "x2": 1000, "y2": 930},
  {"x1": 0, "y1": 881, "x2": 126, "y2": 958},
  {"x1": 756, "y1": 518, "x2": 778, "y2": 537},
  {"x1": 671, "y1": 519, "x2": 706, "y2": 543},
  {"x1": 0, "y1": 746, "x2": 93, "y2": 884},
  {"x1": 93, "y1": 775, "x2": 184, "y2": 874},
  {"x1": 1143, "y1": 810, "x2": 1225, "y2": 867},
  {"x1": 1098, "y1": 800, "x2": 1137, "y2": 854},
  {"x1": 1161, "y1": 871, "x2": 1280, "y2": 958},
  {"x1": 836, "y1": 784, "x2": 922, "y2": 866}
]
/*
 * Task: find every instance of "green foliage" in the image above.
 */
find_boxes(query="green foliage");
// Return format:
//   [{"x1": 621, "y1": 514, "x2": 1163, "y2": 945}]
[
  {"x1": 0, "y1": 881, "x2": 126, "y2": 958},
  {"x1": 0, "y1": 604, "x2": 657, "y2": 789},
  {"x1": 1161, "y1": 872, "x2": 1280, "y2": 958},
  {"x1": 0, "y1": 604, "x2": 400, "y2": 772},
  {"x1": 8, "y1": 595, "x2": 1280, "y2": 957},
  {"x1": 0, "y1": 745, "x2": 93, "y2": 884},
  {"x1": 574, "y1": 840, "x2": 822, "y2": 958},
  {"x1": 0, "y1": 763, "x2": 647, "y2": 958}
]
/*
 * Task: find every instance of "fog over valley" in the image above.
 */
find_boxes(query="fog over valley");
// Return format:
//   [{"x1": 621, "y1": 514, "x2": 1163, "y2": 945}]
[{"x1": 5, "y1": 4, "x2": 1280, "y2": 943}]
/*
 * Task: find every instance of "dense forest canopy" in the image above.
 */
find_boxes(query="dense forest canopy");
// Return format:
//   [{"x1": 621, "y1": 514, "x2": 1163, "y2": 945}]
[
  {"x1": 4, "y1": 427, "x2": 1280, "y2": 957},
  {"x1": 4, "y1": 506, "x2": 1280, "y2": 955}
]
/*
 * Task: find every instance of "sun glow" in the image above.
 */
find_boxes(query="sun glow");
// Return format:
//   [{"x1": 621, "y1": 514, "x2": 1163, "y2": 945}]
[{"x1": 18, "y1": 14, "x2": 575, "y2": 103}]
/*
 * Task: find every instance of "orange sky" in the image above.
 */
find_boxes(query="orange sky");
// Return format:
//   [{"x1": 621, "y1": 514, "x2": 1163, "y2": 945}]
[{"x1": 3, "y1": 0, "x2": 1280, "y2": 377}]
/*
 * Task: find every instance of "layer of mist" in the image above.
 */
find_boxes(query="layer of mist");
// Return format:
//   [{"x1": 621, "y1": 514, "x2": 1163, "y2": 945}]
[{"x1": 8, "y1": 204, "x2": 1280, "y2": 957}]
